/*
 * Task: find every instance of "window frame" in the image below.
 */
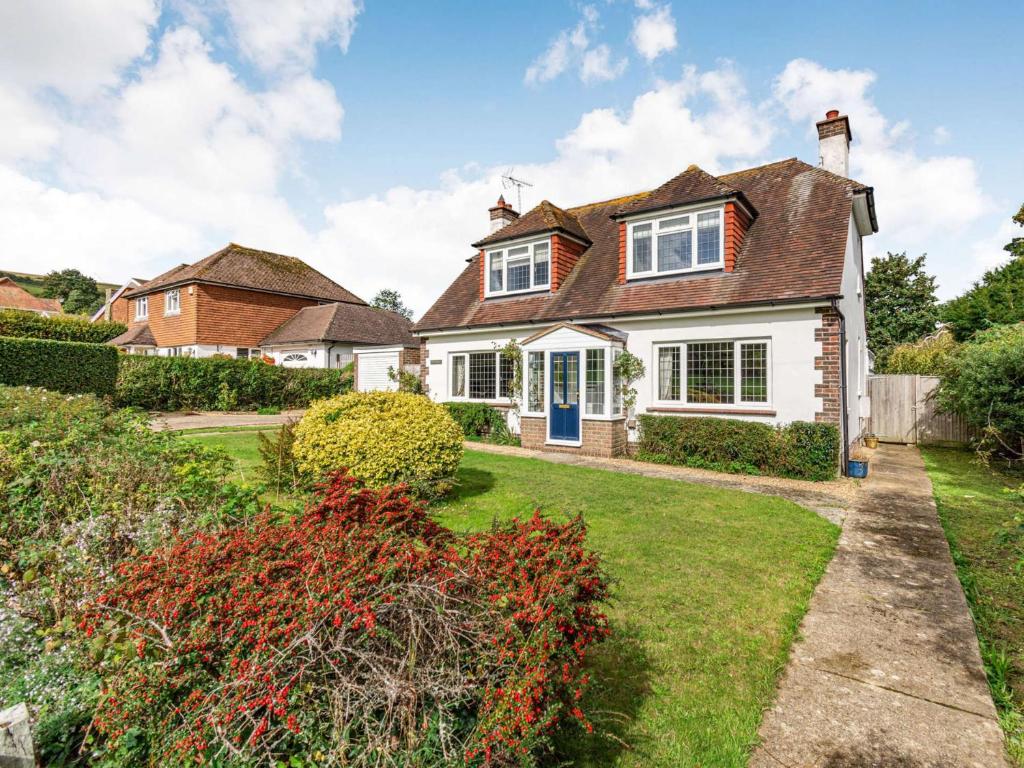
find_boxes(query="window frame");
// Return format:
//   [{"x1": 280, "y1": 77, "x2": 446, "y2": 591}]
[
  {"x1": 164, "y1": 289, "x2": 181, "y2": 316},
  {"x1": 448, "y1": 350, "x2": 516, "y2": 402},
  {"x1": 135, "y1": 295, "x2": 148, "y2": 320},
  {"x1": 625, "y1": 204, "x2": 725, "y2": 280},
  {"x1": 483, "y1": 236, "x2": 552, "y2": 298},
  {"x1": 652, "y1": 338, "x2": 771, "y2": 408}
]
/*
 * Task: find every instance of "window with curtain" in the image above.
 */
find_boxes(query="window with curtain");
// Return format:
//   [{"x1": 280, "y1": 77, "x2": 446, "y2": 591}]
[
  {"x1": 451, "y1": 355, "x2": 466, "y2": 397},
  {"x1": 164, "y1": 289, "x2": 180, "y2": 314},
  {"x1": 528, "y1": 351, "x2": 544, "y2": 412},
  {"x1": 136, "y1": 296, "x2": 148, "y2": 319},
  {"x1": 585, "y1": 349, "x2": 605, "y2": 415},
  {"x1": 655, "y1": 340, "x2": 770, "y2": 406},
  {"x1": 484, "y1": 239, "x2": 552, "y2": 296},
  {"x1": 533, "y1": 242, "x2": 549, "y2": 286},
  {"x1": 627, "y1": 206, "x2": 724, "y2": 278},
  {"x1": 489, "y1": 252, "x2": 503, "y2": 292}
]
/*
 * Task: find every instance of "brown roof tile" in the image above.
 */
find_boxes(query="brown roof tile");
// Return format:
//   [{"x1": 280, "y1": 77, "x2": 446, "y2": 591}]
[
  {"x1": 260, "y1": 302, "x2": 416, "y2": 347},
  {"x1": 473, "y1": 200, "x2": 590, "y2": 248},
  {"x1": 124, "y1": 244, "x2": 364, "y2": 305},
  {"x1": 0, "y1": 277, "x2": 62, "y2": 314},
  {"x1": 612, "y1": 164, "x2": 746, "y2": 218},
  {"x1": 415, "y1": 158, "x2": 864, "y2": 332},
  {"x1": 108, "y1": 323, "x2": 156, "y2": 347}
]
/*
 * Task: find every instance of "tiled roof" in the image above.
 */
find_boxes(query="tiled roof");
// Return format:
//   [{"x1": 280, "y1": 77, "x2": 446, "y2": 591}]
[
  {"x1": 0, "y1": 277, "x2": 62, "y2": 314},
  {"x1": 260, "y1": 302, "x2": 417, "y2": 347},
  {"x1": 473, "y1": 200, "x2": 590, "y2": 248},
  {"x1": 415, "y1": 158, "x2": 867, "y2": 332},
  {"x1": 124, "y1": 244, "x2": 365, "y2": 305},
  {"x1": 108, "y1": 323, "x2": 156, "y2": 347},
  {"x1": 612, "y1": 164, "x2": 746, "y2": 218}
]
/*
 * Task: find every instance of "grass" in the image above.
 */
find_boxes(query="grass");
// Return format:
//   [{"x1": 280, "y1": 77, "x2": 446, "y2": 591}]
[
  {"x1": 185, "y1": 430, "x2": 839, "y2": 766},
  {"x1": 922, "y1": 447, "x2": 1024, "y2": 765}
]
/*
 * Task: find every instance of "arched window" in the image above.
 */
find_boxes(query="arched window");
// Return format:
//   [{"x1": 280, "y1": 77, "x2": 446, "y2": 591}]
[{"x1": 282, "y1": 353, "x2": 308, "y2": 363}]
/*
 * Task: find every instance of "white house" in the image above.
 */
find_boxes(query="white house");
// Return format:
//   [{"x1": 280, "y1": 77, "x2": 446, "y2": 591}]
[{"x1": 413, "y1": 110, "x2": 876, "y2": 470}]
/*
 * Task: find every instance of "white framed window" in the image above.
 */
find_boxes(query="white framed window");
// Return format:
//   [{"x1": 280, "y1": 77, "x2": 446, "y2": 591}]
[
  {"x1": 135, "y1": 296, "x2": 148, "y2": 320},
  {"x1": 484, "y1": 238, "x2": 551, "y2": 297},
  {"x1": 654, "y1": 339, "x2": 771, "y2": 407},
  {"x1": 449, "y1": 351, "x2": 515, "y2": 401},
  {"x1": 626, "y1": 206, "x2": 724, "y2": 280},
  {"x1": 585, "y1": 349, "x2": 605, "y2": 415},
  {"x1": 164, "y1": 289, "x2": 181, "y2": 315},
  {"x1": 527, "y1": 351, "x2": 544, "y2": 413},
  {"x1": 612, "y1": 350, "x2": 624, "y2": 415}
]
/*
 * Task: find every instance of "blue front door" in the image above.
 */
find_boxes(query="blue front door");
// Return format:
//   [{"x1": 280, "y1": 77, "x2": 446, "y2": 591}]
[{"x1": 549, "y1": 352, "x2": 580, "y2": 441}]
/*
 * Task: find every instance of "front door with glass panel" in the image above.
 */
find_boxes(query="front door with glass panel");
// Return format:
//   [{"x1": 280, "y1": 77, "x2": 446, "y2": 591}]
[{"x1": 549, "y1": 352, "x2": 580, "y2": 441}]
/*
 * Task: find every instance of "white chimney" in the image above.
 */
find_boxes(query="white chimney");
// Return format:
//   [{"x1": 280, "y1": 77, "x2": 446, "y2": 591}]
[
  {"x1": 488, "y1": 195, "x2": 519, "y2": 233},
  {"x1": 816, "y1": 109, "x2": 851, "y2": 177}
]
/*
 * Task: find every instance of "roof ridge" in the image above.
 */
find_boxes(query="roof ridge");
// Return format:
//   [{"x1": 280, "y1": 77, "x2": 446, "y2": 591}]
[
  {"x1": 565, "y1": 190, "x2": 650, "y2": 213},
  {"x1": 717, "y1": 157, "x2": 800, "y2": 180}
]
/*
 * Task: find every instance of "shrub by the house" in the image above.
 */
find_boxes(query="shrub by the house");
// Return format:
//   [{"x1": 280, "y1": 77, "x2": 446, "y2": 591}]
[
  {"x1": 0, "y1": 386, "x2": 260, "y2": 764},
  {"x1": 0, "y1": 308, "x2": 127, "y2": 343},
  {"x1": 636, "y1": 414, "x2": 839, "y2": 480},
  {"x1": 882, "y1": 330, "x2": 960, "y2": 376},
  {"x1": 294, "y1": 391, "x2": 463, "y2": 496},
  {"x1": 88, "y1": 473, "x2": 609, "y2": 767},
  {"x1": 116, "y1": 354, "x2": 350, "y2": 411},
  {"x1": 0, "y1": 335, "x2": 118, "y2": 396},
  {"x1": 445, "y1": 401, "x2": 513, "y2": 442}
]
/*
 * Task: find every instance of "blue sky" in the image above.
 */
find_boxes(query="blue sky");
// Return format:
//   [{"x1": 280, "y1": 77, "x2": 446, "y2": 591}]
[{"x1": 1, "y1": 0, "x2": 1021, "y2": 313}]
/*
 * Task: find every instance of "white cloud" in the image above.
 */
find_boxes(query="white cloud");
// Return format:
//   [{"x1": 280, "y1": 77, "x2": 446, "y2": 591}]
[
  {"x1": 773, "y1": 58, "x2": 991, "y2": 285},
  {"x1": 0, "y1": 84, "x2": 60, "y2": 162},
  {"x1": 581, "y1": 45, "x2": 628, "y2": 84},
  {"x1": 0, "y1": 0, "x2": 159, "y2": 99},
  {"x1": 933, "y1": 125, "x2": 951, "y2": 145},
  {"x1": 524, "y1": 10, "x2": 592, "y2": 85},
  {"x1": 223, "y1": 0, "x2": 363, "y2": 73},
  {"x1": 631, "y1": 5, "x2": 677, "y2": 63}
]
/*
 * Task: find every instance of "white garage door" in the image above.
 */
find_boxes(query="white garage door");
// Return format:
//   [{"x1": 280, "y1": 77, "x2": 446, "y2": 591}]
[{"x1": 357, "y1": 351, "x2": 399, "y2": 392}]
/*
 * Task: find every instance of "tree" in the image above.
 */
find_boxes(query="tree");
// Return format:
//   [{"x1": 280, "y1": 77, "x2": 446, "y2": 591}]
[
  {"x1": 41, "y1": 269, "x2": 102, "y2": 315},
  {"x1": 941, "y1": 204, "x2": 1024, "y2": 341},
  {"x1": 864, "y1": 252, "x2": 939, "y2": 368},
  {"x1": 371, "y1": 288, "x2": 413, "y2": 320}
]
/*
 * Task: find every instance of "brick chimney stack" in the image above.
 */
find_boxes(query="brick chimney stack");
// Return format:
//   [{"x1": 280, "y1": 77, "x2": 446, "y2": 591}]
[
  {"x1": 816, "y1": 109, "x2": 852, "y2": 177},
  {"x1": 488, "y1": 195, "x2": 519, "y2": 233}
]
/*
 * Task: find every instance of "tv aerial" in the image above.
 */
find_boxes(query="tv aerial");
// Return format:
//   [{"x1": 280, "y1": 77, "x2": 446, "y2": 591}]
[{"x1": 501, "y1": 169, "x2": 533, "y2": 212}]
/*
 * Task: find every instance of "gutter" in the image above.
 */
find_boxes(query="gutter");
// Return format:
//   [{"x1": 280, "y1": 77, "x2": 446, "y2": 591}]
[{"x1": 831, "y1": 297, "x2": 851, "y2": 475}]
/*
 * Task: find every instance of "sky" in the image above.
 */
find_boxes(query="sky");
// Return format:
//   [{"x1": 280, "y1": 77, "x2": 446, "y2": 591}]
[{"x1": 1, "y1": 0, "x2": 1021, "y2": 317}]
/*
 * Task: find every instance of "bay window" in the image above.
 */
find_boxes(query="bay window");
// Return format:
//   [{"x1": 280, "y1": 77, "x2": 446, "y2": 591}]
[
  {"x1": 528, "y1": 351, "x2": 544, "y2": 412},
  {"x1": 655, "y1": 339, "x2": 770, "y2": 406},
  {"x1": 627, "y1": 206, "x2": 724, "y2": 279},
  {"x1": 585, "y1": 349, "x2": 605, "y2": 415},
  {"x1": 484, "y1": 239, "x2": 551, "y2": 296}
]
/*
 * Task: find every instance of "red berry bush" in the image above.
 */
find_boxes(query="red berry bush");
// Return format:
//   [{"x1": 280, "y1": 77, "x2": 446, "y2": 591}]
[{"x1": 87, "y1": 473, "x2": 609, "y2": 766}]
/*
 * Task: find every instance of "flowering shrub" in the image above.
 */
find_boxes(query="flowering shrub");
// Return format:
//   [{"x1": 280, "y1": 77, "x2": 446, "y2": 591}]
[
  {"x1": 88, "y1": 473, "x2": 609, "y2": 767},
  {"x1": 293, "y1": 391, "x2": 463, "y2": 496}
]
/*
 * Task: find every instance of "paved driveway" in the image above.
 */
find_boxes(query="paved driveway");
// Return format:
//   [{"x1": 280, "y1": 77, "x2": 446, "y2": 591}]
[{"x1": 750, "y1": 444, "x2": 1008, "y2": 767}]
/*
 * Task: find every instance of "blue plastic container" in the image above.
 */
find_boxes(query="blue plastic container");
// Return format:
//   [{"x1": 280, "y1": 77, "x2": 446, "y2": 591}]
[{"x1": 847, "y1": 459, "x2": 869, "y2": 478}]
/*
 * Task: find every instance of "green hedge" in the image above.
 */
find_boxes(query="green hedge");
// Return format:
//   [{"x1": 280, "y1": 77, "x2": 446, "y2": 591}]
[
  {"x1": 636, "y1": 414, "x2": 840, "y2": 481},
  {"x1": 0, "y1": 335, "x2": 118, "y2": 396},
  {"x1": 0, "y1": 308, "x2": 126, "y2": 343},
  {"x1": 116, "y1": 355, "x2": 352, "y2": 411}
]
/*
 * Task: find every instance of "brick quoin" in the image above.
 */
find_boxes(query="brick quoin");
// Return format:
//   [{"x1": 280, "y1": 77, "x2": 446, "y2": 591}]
[
  {"x1": 814, "y1": 306, "x2": 842, "y2": 426},
  {"x1": 418, "y1": 338, "x2": 429, "y2": 394}
]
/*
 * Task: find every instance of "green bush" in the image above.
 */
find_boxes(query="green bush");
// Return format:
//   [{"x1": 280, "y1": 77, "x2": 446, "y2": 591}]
[
  {"x1": 0, "y1": 386, "x2": 260, "y2": 763},
  {"x1": 939, "y1": 323, "x2": 1024, "y2": 458},
  {"x1": 0, "y1": 308, "x2": 126, "y2": 343},
  {"x1": 882, "y1": 330, "x2": 960, "y2": 376},
  {"x1": 445, "y1": 401, "x2": 513, "y2": 442},
  {"x1": 115, "y1": 354, "x2": 351, "y2": 411},
  {"x1": 294, "y1": 391, "x2": 464, "y2": 496},
  {"x1": 0, "y1": 335, "x2": 118, "y2": 396},
  {"x1": 636, "y1": 415, "x2": 839, "y2": 480}
]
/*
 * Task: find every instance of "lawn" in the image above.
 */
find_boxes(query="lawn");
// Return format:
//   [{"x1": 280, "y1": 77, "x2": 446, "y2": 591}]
[
  {"x1": 922, "y1": 447, "x2": 1024, "y2": 764},
  {"x1": 186, "y1": 430, "x2": 839, "y2": 766}
]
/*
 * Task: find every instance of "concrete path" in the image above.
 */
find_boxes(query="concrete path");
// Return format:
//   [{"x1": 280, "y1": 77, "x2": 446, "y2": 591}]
[
  {"x1": 750, "y1": 444, "x2": 1008, "y2": 768},
  {"x1": 151, "y1": 409, "x2": 304, "y2": 432},
  {"x1": 466, "y1": 441, "x2": 856, "y2": 524}
]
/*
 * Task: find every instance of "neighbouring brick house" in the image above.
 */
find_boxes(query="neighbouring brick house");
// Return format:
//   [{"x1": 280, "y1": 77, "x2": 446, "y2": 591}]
[
  {"x1": 108, "y1": 244, "x2": 416, "y2": 387},
  {"x1": 91, "y1": 278, "x2": 147, "y2": 324},
  {"x1": 0, "y1": 276, "x2": 62, "y2": 315},
  {"x1": 413, "y1": 110, "x2": 876, "y2": 469}
]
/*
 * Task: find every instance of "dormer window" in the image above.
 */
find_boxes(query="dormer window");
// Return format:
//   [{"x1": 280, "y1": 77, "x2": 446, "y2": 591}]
[
  {"x1": 485, "y1": 238, "x2": 551, "y2": 297},
  {"x1": 626, "y1": 206, "x2": 724, "y2": 280}
]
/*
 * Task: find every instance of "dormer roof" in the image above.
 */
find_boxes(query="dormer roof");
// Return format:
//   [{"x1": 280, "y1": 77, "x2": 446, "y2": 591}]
[
  {"x1": 473, "y1": 200, "x2": 590, "y2": 248},
  {"x1": 611, "y1": 164, "x2": 753, "y2": 219}
]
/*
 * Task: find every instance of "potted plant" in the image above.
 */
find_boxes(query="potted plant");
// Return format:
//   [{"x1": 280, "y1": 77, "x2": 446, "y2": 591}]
[
  {"x1": 864, "y1": 433, "x2": 879, "y2": 449},
  {"x1": 848, "y1": 451, "x2": 869, "y2": 478}
]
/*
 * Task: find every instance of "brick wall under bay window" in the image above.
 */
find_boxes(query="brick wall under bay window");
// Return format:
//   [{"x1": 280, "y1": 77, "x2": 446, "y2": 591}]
[{"x1": 814, "y1": 306, "x2": 842, "y2": 426}]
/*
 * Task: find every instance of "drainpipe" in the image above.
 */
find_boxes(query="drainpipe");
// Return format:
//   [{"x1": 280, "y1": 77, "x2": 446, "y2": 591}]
[
  {"x1": 326, "y1": 343, "x2": 336, "y2": 369},
  {"x1": 830, "y1": 298, "x2": 851, "y2": 475}
]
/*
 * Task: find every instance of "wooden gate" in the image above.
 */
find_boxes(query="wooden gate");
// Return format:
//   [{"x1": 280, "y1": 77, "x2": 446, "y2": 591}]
[{"x1": 868, "y1": 375, "x2": 977, "y2": 446}]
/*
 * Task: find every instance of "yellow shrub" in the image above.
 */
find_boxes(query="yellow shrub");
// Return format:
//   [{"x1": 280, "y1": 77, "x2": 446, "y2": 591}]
[{"x1": 293, "y1": 391, "x2": 464, "y2": 495}]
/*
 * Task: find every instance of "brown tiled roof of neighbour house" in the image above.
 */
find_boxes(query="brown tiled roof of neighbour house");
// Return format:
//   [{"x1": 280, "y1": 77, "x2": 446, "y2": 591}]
[
  {"x1": 415, "y1": 158, "x2": 874, "y2": 332},
  {"x1": 108, "y1": 323, "x2": 156, "y2": 347},
  {"x1": 124, "y1": 244, "x2": 365, "y2": 305},
  {"x1": 260, "y1": 302, "x2": 417, "y2": 347},
  {"x1": 0, "y1": 277, "x2": 62, "y2": 314},
  {"x1": 473, "y1": 200, "x2": 590, "y2": 248}
]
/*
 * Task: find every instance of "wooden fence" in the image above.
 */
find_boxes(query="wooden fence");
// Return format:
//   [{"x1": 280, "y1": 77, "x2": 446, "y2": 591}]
[{"x1": 868, "y1": 374, "x2": 978, "y2": 446}]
